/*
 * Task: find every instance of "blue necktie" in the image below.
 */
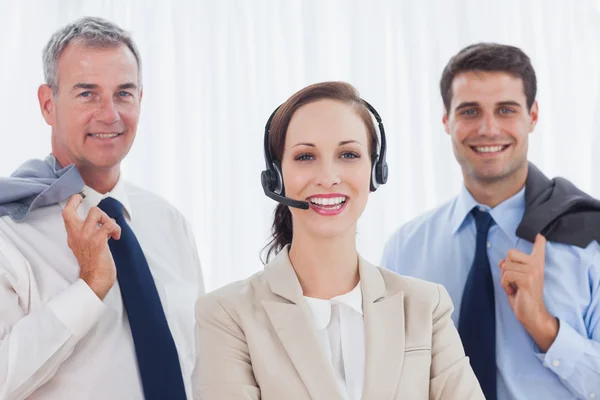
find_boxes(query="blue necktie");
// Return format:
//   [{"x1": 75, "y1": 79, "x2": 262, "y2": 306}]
[
  {"x1": 98, "y1": 197, "x2": 187, "y2": 400},
  {"x1": 459, "y1": 207, "x2": 496, "y2": 400}
]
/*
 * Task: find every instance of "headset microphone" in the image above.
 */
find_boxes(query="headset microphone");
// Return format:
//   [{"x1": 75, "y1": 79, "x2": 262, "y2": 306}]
[
  {"x1": 260, "y1": 106, "x2": 310, "y2": 210},
  {"x1": 260, "y1": 173, "x2": 310, "y2": 209}
]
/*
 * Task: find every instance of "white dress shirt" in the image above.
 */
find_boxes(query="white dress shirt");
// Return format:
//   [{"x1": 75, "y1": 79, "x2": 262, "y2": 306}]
[
  {"x1": 303, "y1": 282, "x2": 365, "y2": 400},
  {"x1": 0, "y1": 178, "x2": 204, "y2": 400}
]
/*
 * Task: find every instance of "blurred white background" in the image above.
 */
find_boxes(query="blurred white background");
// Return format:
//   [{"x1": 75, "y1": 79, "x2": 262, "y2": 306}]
[{"x1": 1, "y1": 0, "x2": 600, "y2": 291}]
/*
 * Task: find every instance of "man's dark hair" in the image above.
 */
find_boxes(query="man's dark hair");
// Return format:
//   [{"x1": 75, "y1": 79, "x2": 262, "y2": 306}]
[{"x1": 440, "y1": 43, "x2": 537, "y2": 112}]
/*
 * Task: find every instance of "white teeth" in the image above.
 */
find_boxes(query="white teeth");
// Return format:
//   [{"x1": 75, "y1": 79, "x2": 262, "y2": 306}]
[
  {"x1": 309, "y1": 196, "x2": 347, "y2": 206},
  {"x1": 474, "y1": 145, "x2": 505, "y2": 153},
  {"x1": 91, "y1": 133, "x2": 120, "y2": 139}
]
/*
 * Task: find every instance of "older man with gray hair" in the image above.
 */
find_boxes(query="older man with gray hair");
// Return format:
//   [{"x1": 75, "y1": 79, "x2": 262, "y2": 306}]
[{"x1": 0, "y1": 17, "x2": 204, "y2": 399}]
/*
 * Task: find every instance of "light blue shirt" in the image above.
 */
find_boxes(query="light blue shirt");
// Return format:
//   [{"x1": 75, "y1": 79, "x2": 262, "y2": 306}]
[{"x1": 382, "y1": 185, "x2": 600, "y2": 400}]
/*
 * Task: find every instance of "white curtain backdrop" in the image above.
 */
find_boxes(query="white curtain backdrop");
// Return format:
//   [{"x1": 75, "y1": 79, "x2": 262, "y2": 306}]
[{"x1": 1, "y1": 0, "x2": 600, "y2": 291}]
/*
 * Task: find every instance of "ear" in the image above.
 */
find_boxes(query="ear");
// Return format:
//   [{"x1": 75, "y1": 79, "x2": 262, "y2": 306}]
[
  {"x1": 38, "y1": 84, "x2": 56, "y2": 126},
  {"x1": 529, "y1": 100, "x2": 539, "y2": 132},
  {"x1": 442, "y1": 106, "x2": 450, "y2": 135}
]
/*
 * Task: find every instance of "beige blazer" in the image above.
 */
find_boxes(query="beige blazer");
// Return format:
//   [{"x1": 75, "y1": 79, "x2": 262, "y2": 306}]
[{"x1": 193, "y1": 247, "x2": 484, "y2": 400}]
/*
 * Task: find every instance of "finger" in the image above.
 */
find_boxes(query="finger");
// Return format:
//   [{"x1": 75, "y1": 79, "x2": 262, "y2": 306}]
[
  {"x1": 505, "y1": 248, "x2": 531, "y2": 264},
  {"x1": 98, "y1": 219, "x2": 121, "y2": 241},
  {"x1": 109, "y1": 218, "x2": 121, "y2": 240},
  {"x1": 501, "y1": 269, "x2": 530, "y2": 291},
  {"x1": 82, "y1": 208, "x2": 113, "y2": 238},
  {"x1": 501, "y1": 277, "x2": 516, "y2": 296},
  {"x1": 531, "y1": 234, "x2": 547, "y2": 260},
  {"x1": 500, "y1": 267, "x2": 516, "y2": 295},
  {"x1": 500, "y1": 260, "x2": 531, "y2": 274},
  {"x1": 65, "y1": 193, "x2": 84, "y2": 211},
  {"x1": 62, "y1": 194, "x2": 84, "y2": 233}
]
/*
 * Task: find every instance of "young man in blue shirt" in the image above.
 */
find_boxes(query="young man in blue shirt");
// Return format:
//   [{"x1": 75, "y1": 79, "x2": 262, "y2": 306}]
[{"x1": 382, "y1": 43, "x2": 600, "y2": 400}]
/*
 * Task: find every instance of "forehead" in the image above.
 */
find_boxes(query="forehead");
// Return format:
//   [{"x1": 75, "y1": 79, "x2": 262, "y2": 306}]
[
  {"x1": 56, "y1": 42, "x2": 139, "y2": 85},
  {"x1": 285, "y1": 99, "x2": 369, "y2": 146},
  {"x1": 450, "y1": 71, "x2": 526, "y2": 107}
]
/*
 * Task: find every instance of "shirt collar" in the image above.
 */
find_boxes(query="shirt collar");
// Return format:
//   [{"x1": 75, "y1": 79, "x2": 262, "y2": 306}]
[
  {"x1": 450, "y1": 184, "x2": 525, "y2": 239},
  {"x1": 303, "y1": 281, "x2": 363, "y2": 331},
  {"x1": 59, "y1": 177, "x2": 133, "y2": 221},
  {"x1": 489, "y1": 187, "x2": 525, "y2": 240},
  {"x1": 450, "y1": 185, "x2": 479, "y2": 234}
]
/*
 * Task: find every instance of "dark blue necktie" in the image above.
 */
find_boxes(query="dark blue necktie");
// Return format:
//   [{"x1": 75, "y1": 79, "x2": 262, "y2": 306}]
[
  {"x1": 98, "y1": 197, "x2": 187, "y2": 400},
  {"x1": 459, "y1": 207, "x2": 496, "y2": 400}
]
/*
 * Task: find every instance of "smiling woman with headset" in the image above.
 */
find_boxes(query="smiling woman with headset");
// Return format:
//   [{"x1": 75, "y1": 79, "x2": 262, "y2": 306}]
[{"x1": 192, "y1": 82, "x2": 484, "y2": 400}]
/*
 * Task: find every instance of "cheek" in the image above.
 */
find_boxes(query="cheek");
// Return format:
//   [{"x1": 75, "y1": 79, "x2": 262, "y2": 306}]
[
  {"x1": 57, "y1": 105, "x2": 93, "y2": 135},
  {"x1": 507, "y1": 121, "x2": 530, "y2": 141},
  {"x1": 119, "y1": 105, "x2": 141, "y2": 129},
  {"x1": 346, "y1": 162, "x2": 373, "y2": 193},
  {"x1": 450, "y1": 121, "x2": 472, "y2": 143},
  {"x1": 281, "y1": 162, "x2": 310, "y2": 195}
]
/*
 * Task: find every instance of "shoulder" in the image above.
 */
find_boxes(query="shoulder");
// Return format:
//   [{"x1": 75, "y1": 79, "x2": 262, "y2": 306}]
[
  {"x1": 382, "y1": 198, "x2": 457, "y2": 266},
  {"x1": 542, "y1": 238, "x2": 600, "y2": 270},
  {"x1": 0, "y1": 227, "x2": 28, "y2": 286},
  {"x1": 563, "y1": 240, "x2": 600, "y2": 276},
  {"x1": 386, "y1": 199, "x2": 455, "y2": 247},
  {"x1": 196, "y1": 269, "x2": 271, "y2": 321},
  {"x1": 124, "y1": 181, "x2": 181, "y2": 214},
  {"x1": 378, "y1": 266, "x2": 444, "y2": 309},
  {"x1": 123, "y1": 181, "x2": 191, "y2": 227}
]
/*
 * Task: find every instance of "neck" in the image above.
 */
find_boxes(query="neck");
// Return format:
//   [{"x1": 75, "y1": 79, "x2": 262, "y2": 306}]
[
  {"x1": 52, "y1": 152, "x2": 120, "y2": 194},
  {"x1": 79, "y1": 166, "x2": 120, "y2": 194},
  {"x1": 288, "y1": 226, "x2": 359, "y2": 300},
  {"x1": 465, "y1": 163, "x2": 528, "y2": 208}
]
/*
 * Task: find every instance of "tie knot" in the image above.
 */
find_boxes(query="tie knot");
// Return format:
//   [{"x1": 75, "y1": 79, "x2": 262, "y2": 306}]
[
  {"x1": 471, "y1": 207, "x2": 494, "y2": 234},
  {"x1": 98, "y1": 197, "x2": 124, "y2": 219}
]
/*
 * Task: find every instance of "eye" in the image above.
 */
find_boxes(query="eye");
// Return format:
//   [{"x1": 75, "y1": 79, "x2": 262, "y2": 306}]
[
  {"x1": 119, "y1": 91, "x2": 132, "y2": 97},
  {"x1": 294, "y1": 153, "x2": 314, "y2": 161},
  {"x1": 462, "y1": 109, "x2": 477, "y2": 116},
  {"x1": 79, "y1": 91, "x2": 92, "y2": 98},
  {"x1": 340, "y1": 152, "x2": 360, "y2": 159},
  {"x1": 499, "y1": 107, "x2": 515, "y2": 115}
]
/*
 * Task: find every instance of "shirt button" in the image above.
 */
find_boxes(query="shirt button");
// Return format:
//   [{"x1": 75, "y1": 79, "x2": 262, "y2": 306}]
[
  {"x1": 552, "y1": 360, "x2": 560, "y2": 367},
  {"x1": 590, "y1": 393, "x2": 596, "y2": 399},
  {"x1": 478, "y1": 206, "x2": 486, "y2": 212},
  {"x1": 487, "y1": 241, "x2": 491, "y2": 248}
]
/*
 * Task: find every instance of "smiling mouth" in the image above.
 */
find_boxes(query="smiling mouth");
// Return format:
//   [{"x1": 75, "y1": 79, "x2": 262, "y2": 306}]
[
  {"x1": 88, "y1": 133, "x2": 123, "y2": 139},
  {"x1": 307, "y1": 195, "x2": 348, "y2": 210},
  {"x1": 470, "y1": 144, "x2": 510, "y2": 154}
]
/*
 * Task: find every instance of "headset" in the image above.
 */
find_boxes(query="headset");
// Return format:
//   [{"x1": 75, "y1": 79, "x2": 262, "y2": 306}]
[{"x1": 260, "y1": 99, "x2": 388, "y2": 210}]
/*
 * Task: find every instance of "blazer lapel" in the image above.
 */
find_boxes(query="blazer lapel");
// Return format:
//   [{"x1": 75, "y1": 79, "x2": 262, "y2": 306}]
[
  {"x1": 263, "y1": 248, "x2": 342, "y2": 400},
  {"x1": 359, "y1": 258, "x2": 406, "y2": 399}
]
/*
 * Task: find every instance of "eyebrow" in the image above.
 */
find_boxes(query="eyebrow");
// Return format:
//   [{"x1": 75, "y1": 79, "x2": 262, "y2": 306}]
[
  {"x1": 339, "y1": 140, "x2": 363, "y2": 146},
  {"x1": 454, "y1": 100, "x2": 523, "y2": 112},
  {"x1": 292, "y1": 140, "x2": 364, "y2": 148},
  {"x1": 496, "y1": 101, "x2": 522, "y2": 108},
  {"x1": 71, "y1": 83, "x2": 98, "y2": 91},
  {"x1": 71, "y1": 82, "x2": 139, "y2": 91},
  {"x1": 118, "y1": 83, "x2": 138, "y2": 90}
]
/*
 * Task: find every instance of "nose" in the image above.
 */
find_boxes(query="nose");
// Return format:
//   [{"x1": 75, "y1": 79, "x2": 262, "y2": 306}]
[
  {"x1": 314, "y1": 160, "x2": 341, "y2": 188},
  {"x1": 95, "y1": 97, "x2": 120, "y2": 124},
  {"x1": 477, "y1": 114, "x2": 501, "y2": 137}
]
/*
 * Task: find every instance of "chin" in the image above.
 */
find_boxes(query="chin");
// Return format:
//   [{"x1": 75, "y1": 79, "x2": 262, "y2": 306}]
[
  {"x1": 306, "y1": 219, "x2": 357, "y2": 240},
  {"x1": 471, "y1": 163, "x2": 521, "y2": 183},
  {"x1": 83, "y1": 153, "x2": 126, "y2": 170}
]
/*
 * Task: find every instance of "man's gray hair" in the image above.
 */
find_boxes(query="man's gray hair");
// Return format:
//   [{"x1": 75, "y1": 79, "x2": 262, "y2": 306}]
[{"x1": 42, "y1": 16, "x2": 142, "y2": 93}]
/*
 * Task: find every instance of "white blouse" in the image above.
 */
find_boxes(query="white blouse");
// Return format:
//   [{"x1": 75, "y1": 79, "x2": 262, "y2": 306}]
[{"x1": 304, "y1": 282, "x2": 365, "y2": 400}]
